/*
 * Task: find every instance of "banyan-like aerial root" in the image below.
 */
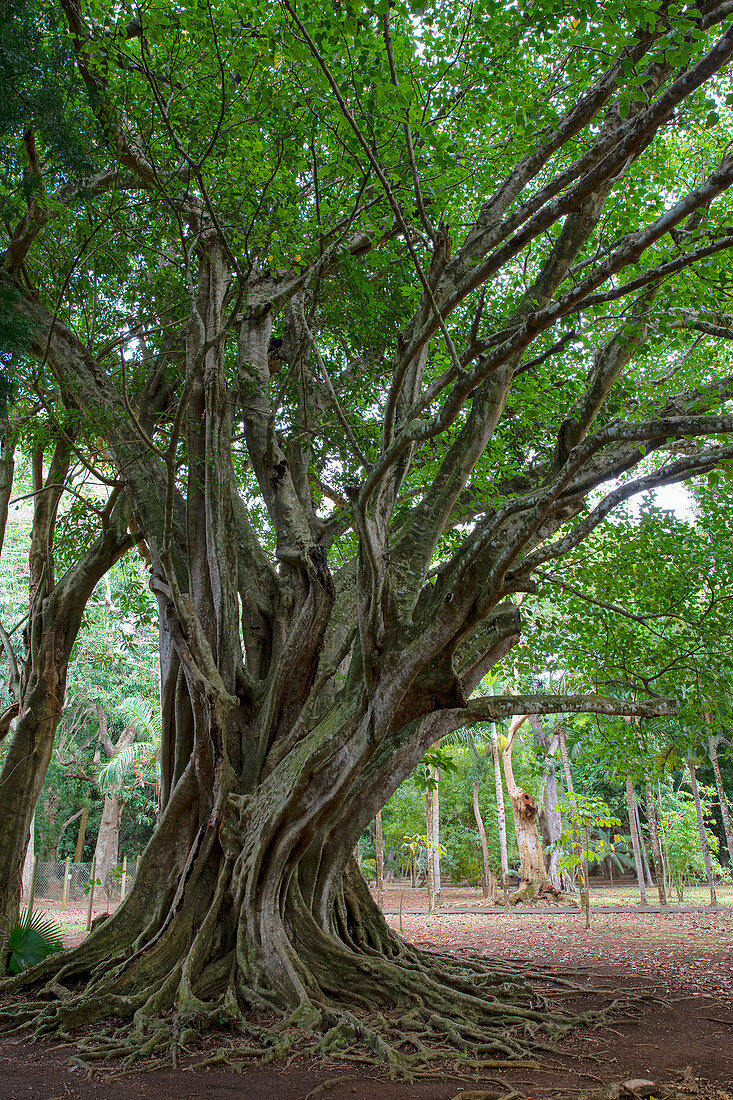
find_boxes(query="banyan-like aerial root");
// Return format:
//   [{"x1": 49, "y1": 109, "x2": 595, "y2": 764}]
[{"x1": 0, "y1": 941, "x2": 660, "y2": 1083}]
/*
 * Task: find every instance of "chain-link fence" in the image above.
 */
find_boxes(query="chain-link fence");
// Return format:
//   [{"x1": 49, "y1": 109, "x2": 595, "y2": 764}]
[{"x1": 23, "y1": 859, "x2": 139, "y2": 907}]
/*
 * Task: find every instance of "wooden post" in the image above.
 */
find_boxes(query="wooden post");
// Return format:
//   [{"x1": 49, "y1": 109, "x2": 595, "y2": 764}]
[
  {"x1": 120, "y1": 855, "x2": 127, "y2": 902},
  {"x1": 85, "y1": 854, "x2": 97, "y2": 932},
  {"x1": 25, "y1": 855, "x2": 38, "y2": 918},
  {"x1": 61, "y1": 856, "x2": 71, "y2": 911}
]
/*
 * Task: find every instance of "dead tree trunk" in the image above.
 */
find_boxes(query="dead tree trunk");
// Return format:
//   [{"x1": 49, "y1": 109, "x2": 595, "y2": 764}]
[{"x1": 502, "y1": 717, "x2": 557, "y2": 903}]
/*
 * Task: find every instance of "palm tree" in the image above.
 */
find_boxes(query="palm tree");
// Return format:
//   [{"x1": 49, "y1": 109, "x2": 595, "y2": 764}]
[
  {"x1": 95, "y1": 697, "x2": 161, "y2": 892},
  {"x1": 97, "y1": 696, "x2": 162, "y2": 795}
]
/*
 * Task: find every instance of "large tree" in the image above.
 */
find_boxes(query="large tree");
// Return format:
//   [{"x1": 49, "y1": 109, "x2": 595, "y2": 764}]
[{"x1": 4, "y1": 0, "x2": 733, "y2": 1068}]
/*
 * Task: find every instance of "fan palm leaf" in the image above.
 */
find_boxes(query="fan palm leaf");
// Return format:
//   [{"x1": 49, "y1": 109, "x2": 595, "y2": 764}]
[{"x1": 1, "y1": 911, "x2": 64, "y2": 974}]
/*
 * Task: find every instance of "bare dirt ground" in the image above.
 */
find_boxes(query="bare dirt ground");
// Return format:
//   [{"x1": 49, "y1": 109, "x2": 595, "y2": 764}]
[{"x1": 1, "y1": 895, "x2": 732, "y2": 1100}]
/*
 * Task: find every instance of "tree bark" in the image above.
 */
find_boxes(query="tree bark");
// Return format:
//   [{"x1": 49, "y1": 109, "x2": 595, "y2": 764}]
[
  {"x1": 688, "y1": 760, "x2": 718, "y2": 907},
  {"x1": 707, "y1": 730, "x2": 733, "y2": 874},
  {"x1": 644, "y1": 782, "x2": 667, "y2": 907},
  {"x1": 625, "y1": 777, "x2": 648, "y2": 905}
]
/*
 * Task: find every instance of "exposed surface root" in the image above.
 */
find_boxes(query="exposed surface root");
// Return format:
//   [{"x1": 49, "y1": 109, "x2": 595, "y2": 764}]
[{"x1": 0, "y1": 932, "x2": 658, "y2": 1083}]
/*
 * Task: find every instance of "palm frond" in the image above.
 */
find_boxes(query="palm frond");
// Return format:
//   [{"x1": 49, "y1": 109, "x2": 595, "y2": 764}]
[
  {"x1": 115, "y1": 695, "x2": 162, "y2": 742},
  {"x1": 1, "y1": 911, "x2": 64, "y2": 974},
  {"x1": 98, "y1": 740, "x2": 160, "y2": 793}
]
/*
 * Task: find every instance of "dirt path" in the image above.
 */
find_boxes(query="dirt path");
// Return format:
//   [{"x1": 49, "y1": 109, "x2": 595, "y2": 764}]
[{"x1": 1, "y1": 908, "x2": 732, "y2": 1100}]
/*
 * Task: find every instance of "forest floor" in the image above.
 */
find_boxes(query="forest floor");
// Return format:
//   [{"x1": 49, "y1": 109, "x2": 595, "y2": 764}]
[{"x1": 2, "y1": 889, "x2": 732, "y2": 1100}]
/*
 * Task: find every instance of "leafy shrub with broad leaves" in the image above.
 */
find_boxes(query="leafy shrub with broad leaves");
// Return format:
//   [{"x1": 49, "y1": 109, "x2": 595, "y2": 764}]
[{"x1": 1, "y1": 911, "x2": 64, "y2": 974}]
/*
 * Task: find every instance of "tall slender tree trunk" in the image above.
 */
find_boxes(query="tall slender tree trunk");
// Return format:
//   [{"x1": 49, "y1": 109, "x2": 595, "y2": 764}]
[
  {"x1": 626, "y1": 777, "x2": 648, "y2": 906},
  {"x1": 490, "y1": 735, "x2": 510, "y2": 891},
  {"x1": 375, "y1": 810, "x2": 385, "y2": 908},
  {"x1": 473, "y1": 777, "x2": 495, "y2": 899},
  {"x1": 635, "y1": 801, "x2": 654, "y2": 888},
  {"x1": 558, "y1": 725, "x2": 574, "y2": 795},
  {"x1": 426, "y1": 787, "x2": 436, "y2": 911},
  {"x1": 707, "y1": 729, "x2": 733, "y2": 874},
  {"x1": 74, "y1": 806, "x2": 89, "y2": 863},
  {"x1": 557, "y1": 725, "x2": 585, "y2": 902},
  {"x1": 644, "y1": 782, "x2": 667, "y2": 906},
  {"x1": 688, "y1": 761, "x2": 718, "y2": 907},
  {"x1": 431, "y1": 763, "x2": 441, "y2": 901}
]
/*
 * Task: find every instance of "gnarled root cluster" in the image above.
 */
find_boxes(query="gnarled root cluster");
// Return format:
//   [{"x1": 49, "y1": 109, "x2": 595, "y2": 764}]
[{"x1": 0, "y1": 868, "x2": 639, "y2": 1082}]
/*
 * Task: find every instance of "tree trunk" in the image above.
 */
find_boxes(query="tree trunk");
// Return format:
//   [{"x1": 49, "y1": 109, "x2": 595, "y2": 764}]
[
  {"x1": 707, "y1": 731, "x2": 733, "y2": 874},
  {"x1": 93, "y1": 796, "x2": 123, "y2": 894},
  {"x1": 688, "y1": 760, "x2": 718, "y2": 907},
  {"x1": 431, "y1": 762, "x2": 441, "y2": 901},
  {"x1": 490, "y1": 735, "x2": 510, "y2": 889},
  {"x1": 74, "y1": 805, "x2": 89, "y2": 863},
  {"x1": 531, "y1": 716, "x2": 564, "y2": 890},
  {"x1": 644, "y1": 782, "x2": 667, "y2": 907},
  {"x1": 473, "y1": 777, "x2": 495, "y2": 899},
  {"x1": 21, "y1": 815, "x2": 34, "y2": 900},
  {"x1": 502, "y1": 717, "x2": 556, "y2": 903},
  {"x1": 425, "y1": 786, "x2": 435, "y2": 911},
  {"x1": 626, "y1": 777, "x2": 648, "y2": 906},
  {"x1": 635, "y1": 800, "x2": 654, "y2": 889},
  {"x1": 93, "y1": 708, "x2": 135, "y2": 891},
  {"x1": 0, "y1": 452, "x2": 131, "y2": 933},
  {"x1": 558, "y1": 726, "x2": 575, "y2": 795},
  {"x1": 375, "y1": 810, "x2": 385, "y2": 907}
]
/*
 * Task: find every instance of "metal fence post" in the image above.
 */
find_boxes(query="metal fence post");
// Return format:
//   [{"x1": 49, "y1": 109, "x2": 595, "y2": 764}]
[
  {"x1": 61, "y1": 856, "x2": 71, "y2": 910},
  {"x1": 25, "y1": 855, "x2": 39, "y2": 918},
  {"x1": 120, "y1": 856, "x2": 127, "y2": 902},
  {"x1": 85, "y1": 855, "x2": 97, "y2": 932}
]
